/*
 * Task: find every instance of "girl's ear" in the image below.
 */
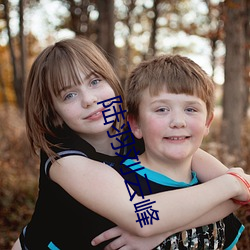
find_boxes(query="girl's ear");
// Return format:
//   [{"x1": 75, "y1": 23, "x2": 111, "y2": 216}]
[
  {"x1": 127, "y1": 114, "x2": 143, "y2": 139},
  {"x1": 204, "y1": 112, "x2": 214, "y2": 136}
]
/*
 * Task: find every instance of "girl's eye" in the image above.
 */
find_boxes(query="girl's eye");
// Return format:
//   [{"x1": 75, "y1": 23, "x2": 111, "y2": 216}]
[
  {"x1": 64, "y1": 92, "x2": 77, "y2": 101},
  {"x1": 90, "y1": 79, "x2": 101, "y2": 86}
]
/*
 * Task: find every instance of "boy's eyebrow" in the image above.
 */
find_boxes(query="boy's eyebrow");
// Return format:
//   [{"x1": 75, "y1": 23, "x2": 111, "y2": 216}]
[{"x1": 151, "y1": 99, "x2": 204, "y2": 106}]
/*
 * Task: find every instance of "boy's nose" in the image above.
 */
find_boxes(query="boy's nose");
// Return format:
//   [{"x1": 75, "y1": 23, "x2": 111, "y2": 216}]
[{"x1": 169, "y1": 114, "x2": 186, "y2": 128}]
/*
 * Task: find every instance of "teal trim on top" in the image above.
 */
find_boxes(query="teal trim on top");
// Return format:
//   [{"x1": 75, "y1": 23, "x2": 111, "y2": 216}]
[
  {"x1": 48, "y1": 242, "x2": 60, "y2": 250},
  {"x1": 224, "y1": 225, "x2": 245, "y2": 250},
  {"x1": 123, "y1": 159, "x2": 199, "y2": 187}
]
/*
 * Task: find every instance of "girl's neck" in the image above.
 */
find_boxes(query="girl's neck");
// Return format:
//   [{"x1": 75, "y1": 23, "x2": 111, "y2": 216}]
[{"x1": 80, "y1": 132, "x2": 119, "y2": 156}]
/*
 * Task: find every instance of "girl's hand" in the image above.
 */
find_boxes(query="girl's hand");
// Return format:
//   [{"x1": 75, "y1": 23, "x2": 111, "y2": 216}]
[
  {"x1": 11, "y1": 239, "x2": 22, "y2": 250},
  {"x1": 91, "y1": 226, "x2": 170, "y2": 250},
  {"x1": 227, "y1": 167, "x2": 250, "y2": 204}
]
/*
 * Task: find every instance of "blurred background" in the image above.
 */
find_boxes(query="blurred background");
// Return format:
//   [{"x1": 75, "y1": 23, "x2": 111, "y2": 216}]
[{"x1": 0, "y1": 0, "x2": 250, "y2": 249}]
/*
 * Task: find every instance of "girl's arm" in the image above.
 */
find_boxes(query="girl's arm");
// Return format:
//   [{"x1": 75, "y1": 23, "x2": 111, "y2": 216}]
[
  {"x1": 92, "y1": 227, "x2": 171, "y2": 250},
  {"x1": 192, "y1": 148, "x2": 229, "y2": 182},
  {"x1": 91, "y1": 200, "x2": 239, "y2": 249},
  {"x1": 50, "y1": 155, "x2": 249, "y2": 237}
]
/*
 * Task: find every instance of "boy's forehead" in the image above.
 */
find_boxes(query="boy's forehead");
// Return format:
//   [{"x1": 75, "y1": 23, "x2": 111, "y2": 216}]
[
  {"x1": 141, "y1": 87, "x2": 204, "y2": 103},
  {"x1": 145, "y1": 85, "x2": 171, "y2": 97}
]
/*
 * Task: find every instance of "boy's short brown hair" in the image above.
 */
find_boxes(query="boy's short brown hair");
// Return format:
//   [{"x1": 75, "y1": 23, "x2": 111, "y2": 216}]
[{"x1": 125, "y1": 55, "x2": 215, "y2": 120}]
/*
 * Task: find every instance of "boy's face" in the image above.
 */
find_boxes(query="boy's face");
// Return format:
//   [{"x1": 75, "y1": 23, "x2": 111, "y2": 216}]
[{"x1": 129, "y1": 88, "x2": 213, "y2": 164}]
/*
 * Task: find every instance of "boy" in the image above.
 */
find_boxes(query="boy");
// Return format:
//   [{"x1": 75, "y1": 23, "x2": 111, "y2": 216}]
[{"x1": 120, "y1": 54, "x2": 243, "y2": 249}]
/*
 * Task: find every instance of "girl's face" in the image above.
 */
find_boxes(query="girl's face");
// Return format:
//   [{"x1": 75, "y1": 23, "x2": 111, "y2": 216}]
[
  {"x1": 52, "y1": 72, "x2": 116, "y2": 140},
  {"x1": 129, "y1": 88, "x2": 213, "y2": 167}
]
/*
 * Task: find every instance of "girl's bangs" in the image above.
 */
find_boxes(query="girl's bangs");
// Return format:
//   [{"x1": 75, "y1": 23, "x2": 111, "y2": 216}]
[{"x1": 46, "y1": 50, "x2": 92, "y2": 97}]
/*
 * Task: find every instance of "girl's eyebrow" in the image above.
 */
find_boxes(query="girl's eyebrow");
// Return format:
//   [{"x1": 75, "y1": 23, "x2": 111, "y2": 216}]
[
  {"x1": 58, "y1": 85, "x2": 73, "y2": 95},
  {"x1": 58, "y1": 72, "x2": 95, "y2": 94},
  {"x1": 85, "y1": 72, "x2": 96, "y2": 80}
]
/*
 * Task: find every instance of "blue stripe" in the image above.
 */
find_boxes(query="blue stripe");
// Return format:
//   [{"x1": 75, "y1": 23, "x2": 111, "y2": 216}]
[
  {"x1": 45, "y1": 150, "x2": 87, "y2": 176},
  {"x1": 48, "y1": 241, "x2": 60, "y2": 250},
  {"x1": 224, "y1": 225, "x2": 245, "y2": 250},
  {"x1": 123, "y1": 159, "x2": 199, "y2": 187},
  {"x1": 21, "y1": 226, "x2": 29, "y2": 250}
]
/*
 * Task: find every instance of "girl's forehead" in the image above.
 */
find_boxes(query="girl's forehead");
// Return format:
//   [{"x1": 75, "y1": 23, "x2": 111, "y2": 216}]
[{"x1": 50, "y1": 66, "x2": 95, "y2": 95}]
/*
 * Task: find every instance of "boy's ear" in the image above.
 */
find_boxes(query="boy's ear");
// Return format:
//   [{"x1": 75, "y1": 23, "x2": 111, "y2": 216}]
[
  {"x1": 127, "y1": 114, "x2": 143, "y2": 139},
  {"x1": 204, "y1": 112, "x2": 214, "y2": 136}
]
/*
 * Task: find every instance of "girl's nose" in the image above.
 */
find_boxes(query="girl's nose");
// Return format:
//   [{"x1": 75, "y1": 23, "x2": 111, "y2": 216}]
[{"x1": 81, "y1": 92, "x2": 98, "y2": 108}]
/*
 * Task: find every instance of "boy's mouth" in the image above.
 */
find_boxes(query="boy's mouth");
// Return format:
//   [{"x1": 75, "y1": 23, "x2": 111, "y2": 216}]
[{"x1": 165, "y1": 136, "x2": 190, "y2": 141}]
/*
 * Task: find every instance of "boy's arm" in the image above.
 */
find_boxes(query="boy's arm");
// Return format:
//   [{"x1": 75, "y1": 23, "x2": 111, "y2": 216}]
[{"x1": 192, "y1": 148, "x2": 228, "y2": 182}]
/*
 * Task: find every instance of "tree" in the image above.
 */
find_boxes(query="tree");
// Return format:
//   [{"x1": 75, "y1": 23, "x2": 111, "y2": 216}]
[
  {"x1": 2, "y1": 0, "x2": 26, "y2": 110},
  {"x1": 242, "y1": 0, "x2": 250, "y2": 118},
  {"x1": 67, "y1": 0, "x2": 94, "y2": 36},
  {"x1": 96, "y1": 0, "x2": 115, "y2": 65},
  {"x1": 146, "y1": 0, "x2": 159, "y2": 59},
  {"x1": 19, "y1": 0, "x2": 26, "y2": 101},
  {"x1": 64, "y1": 0, "x2": 116, "y2": 65},
  {"x1": 221, "y1": 0, "x2": 246, "y2": 155}
]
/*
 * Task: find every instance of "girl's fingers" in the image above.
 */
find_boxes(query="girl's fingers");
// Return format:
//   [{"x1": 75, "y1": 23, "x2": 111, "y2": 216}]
[{"x1": 91, "y1": 226, "x2": 122, "y2": 246}]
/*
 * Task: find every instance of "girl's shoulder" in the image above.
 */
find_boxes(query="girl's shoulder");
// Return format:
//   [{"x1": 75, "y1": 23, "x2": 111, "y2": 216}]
[
  {"x1": 41, "y1": 127, "x2": 96, "y2": 176},
  {"x1": 46, "y1": 126, "x2": 96, "y2": 157}
]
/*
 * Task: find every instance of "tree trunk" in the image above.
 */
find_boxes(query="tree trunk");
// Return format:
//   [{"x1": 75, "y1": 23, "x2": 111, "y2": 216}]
[
  {"x1": 18, "y1": 0, "x2": 25, "y2": 110},
  {"x1": 68, "y1": 0, "x2": 90, "y2": 36},
  {"x1": 96, "y1": 0, "x2": 115, "y2": 66},
  {"x1": 221, "y1": 0, "x2": 246, "y2": 155},
  {"x1": 3, "y1": 0, "x2": 19, "y2": 107},
  {"x1": 147, "y1": 0, "x2": 159, "y2": 59},
  {"x1": 242, "y1": 0, "x2": 250, "y2": 118},
  {"x1": 0, "y1": 65, "x2": 8, "y2": 104}
]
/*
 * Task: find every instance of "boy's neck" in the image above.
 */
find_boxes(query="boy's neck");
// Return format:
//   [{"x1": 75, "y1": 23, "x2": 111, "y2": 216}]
[{"x1": 139, "y1": 153, "x2": 193, "y2": 183}]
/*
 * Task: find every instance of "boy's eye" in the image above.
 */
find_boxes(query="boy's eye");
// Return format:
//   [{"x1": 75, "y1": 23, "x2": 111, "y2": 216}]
[
  {"x1": 156, "y1": 107, "x2": 169, "y2": 112},
  {"x1": 186, "y1": 107, "x2": 197, "y2": 112},
  {"x1": 64, "y1": 92, "x2": 77, "y2": 101}
]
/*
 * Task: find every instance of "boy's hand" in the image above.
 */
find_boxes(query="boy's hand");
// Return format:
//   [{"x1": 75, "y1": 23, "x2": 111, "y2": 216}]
[{"x1": 91, "y1": 226, "x2": 170, "y2": 250}]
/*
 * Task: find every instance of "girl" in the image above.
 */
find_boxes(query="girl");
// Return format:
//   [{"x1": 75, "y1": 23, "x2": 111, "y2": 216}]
[{"x1": 12, "y1": 37, "x2": 250, "y2": 249}]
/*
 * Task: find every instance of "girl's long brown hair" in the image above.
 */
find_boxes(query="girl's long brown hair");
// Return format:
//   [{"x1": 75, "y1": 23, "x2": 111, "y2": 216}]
[{"x1": 25, "y1": 37, "x2": 125, "y2": 159}]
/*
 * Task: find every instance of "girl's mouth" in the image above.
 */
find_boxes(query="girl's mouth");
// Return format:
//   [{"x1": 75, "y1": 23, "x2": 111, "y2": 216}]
[{"x1": 85, "y1": 108, "x2": 105, "y2": 120}]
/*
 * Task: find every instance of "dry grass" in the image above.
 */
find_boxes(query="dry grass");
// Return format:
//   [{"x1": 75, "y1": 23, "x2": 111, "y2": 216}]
[
  {"x1": 0, "y1": 105, "x2": 39, "y2": 249},
  {"x1": 201, "y1": 116, "x2": 250, "y2": 250},
  {"x1": 0, "y1": 105, "x2": 249, "y2": 249}
]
